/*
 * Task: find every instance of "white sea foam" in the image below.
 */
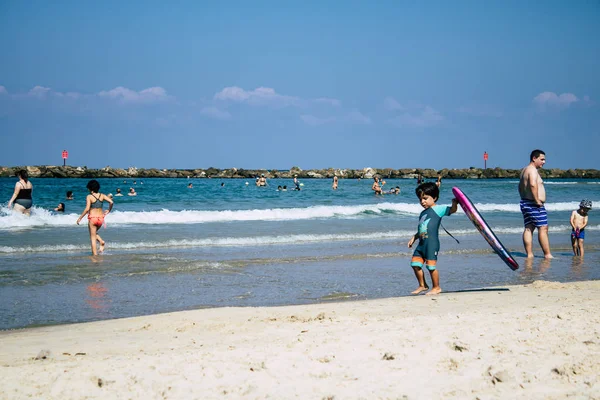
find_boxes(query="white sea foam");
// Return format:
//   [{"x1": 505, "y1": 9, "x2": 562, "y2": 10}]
[
  {"x1": 0, "y1": 230, "x2": 416, "y2": 253},
  {"x1": 1, "y1": 224, "x2": 597, "y2": 254},
  {"x1": 0, "y1": 202, "x2": 596, "y2": 229}
]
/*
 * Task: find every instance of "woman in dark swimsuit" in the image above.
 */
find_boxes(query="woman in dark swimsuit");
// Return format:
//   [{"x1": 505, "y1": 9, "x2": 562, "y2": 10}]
[{"x1": 8, "y1": 170, "x2": 33, "y2": 215}]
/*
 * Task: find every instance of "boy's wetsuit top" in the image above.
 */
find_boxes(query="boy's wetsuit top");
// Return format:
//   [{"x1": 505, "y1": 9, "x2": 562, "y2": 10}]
[{"x1": 411, "y1": 205, "x2": 452, "y2": 270}]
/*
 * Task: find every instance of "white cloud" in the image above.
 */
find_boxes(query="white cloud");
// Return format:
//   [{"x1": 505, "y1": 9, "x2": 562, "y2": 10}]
[
  {"x1": 28, "y1": 86, "x2": 51, "y2": 98},
  {"x1": 0, "y1": 85, "x2": 7, "y2": 94},
  {"x1": 389, "y1": 106, "x2": 444, "y2": 128},
  {"x1": 314, "y1": 97, "x2": 341, "y2": 107},
  {"x1": 384, "y1": 96, "x2": 404, "y2": 111},
  {"x1": 300, "y1": 114, "x2": 336, "y2": 126},
  {"x1": 98, "y1": 86, "x2": 173, "y2": 104},
  {"x1": 214, "y1": 86, "x2": 299, "y2": 107},
  {"x1": 457, "y1": 105, "x2": 503, "y2": 118},
  {"x1": 345, "y1": 110, "x2": 371, "y2": 124},
  {"x1": 201, "y1": 106, "x2": 231, "y2": 120},
  {"x1": 301, "y1": 111, "x2": 371, "y2": 126},
  {"x1": 533, "y1": 91, "x2": 578, "y2": 109}
]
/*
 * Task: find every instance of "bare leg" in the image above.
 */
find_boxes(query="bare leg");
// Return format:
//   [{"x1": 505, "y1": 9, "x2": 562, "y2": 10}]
[
  {"x1": 12, "y1": 203, "x2": 30, "y2": 215},
  {"x1": 522, "y1": 225, "x2": 535, "y2": 258},
  {"x1": 537, "y1": 225, "x2": 553, "y2": 259},
  {"x1": 88, "y1": 223, "x2": 98, "y2": 256},
  {"x1": 571, "y1": 236, "x2": 579, "y2": 256},
  {"x1": 411, "y1": 266, "x2": 429, "y2": 294},
  {"x1": 425, "y1": 269, "x2": 442, "y2": 295},
  {"x1": 578, "y1": 239, "x2": 584, "y2": 257},
  {"x1": 96, "y1": 231, "x2": 105, "y2": 253}
]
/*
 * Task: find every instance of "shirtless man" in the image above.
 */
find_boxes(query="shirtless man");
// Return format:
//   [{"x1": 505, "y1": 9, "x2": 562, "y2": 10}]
[
  {"x1": 518, "y1": 149, "x2": 552, "y2": 259},
  {"x1": 332, "y1": 175, "x2": 338, "y2": 190},
  {"x1": 257, "y1": 174, "x2": 267, "y2": 187},
  {"x1": 372, "y1": 177, "x2": 383, "y2": 195}
]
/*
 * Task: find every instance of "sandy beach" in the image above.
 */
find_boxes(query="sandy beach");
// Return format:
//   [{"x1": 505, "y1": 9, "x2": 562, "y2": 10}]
[{"x1": 1, "y1": 280, "x2": 599, "y2": 400}]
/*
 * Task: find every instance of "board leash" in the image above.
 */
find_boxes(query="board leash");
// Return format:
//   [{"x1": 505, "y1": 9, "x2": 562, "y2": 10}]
[{"x1": 441, "y1": 223, "x2": 460, "y2": 244}]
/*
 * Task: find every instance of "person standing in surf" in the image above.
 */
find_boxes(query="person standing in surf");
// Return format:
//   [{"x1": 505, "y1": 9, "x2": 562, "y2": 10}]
[
  {"x1": 7, "y1": 169, "x2": 33, "y2": 215},
  {"x1": 408, "y1": 182, "x2": 458, "y2": 295},
  {"x1": 518, "y1": 149, "x2": 553, "y2": 259},
  {"x1": 77, "y1": 180, "x2": 113, "y2": 256},
  {"x1": 570, "y1": 200, "x2": 591, "y2": 257}
]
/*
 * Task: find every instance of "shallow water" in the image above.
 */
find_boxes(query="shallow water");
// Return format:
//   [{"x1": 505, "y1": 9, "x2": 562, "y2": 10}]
[{"x1": 1, "y1": 177, "x2": 598, "y2": 329}]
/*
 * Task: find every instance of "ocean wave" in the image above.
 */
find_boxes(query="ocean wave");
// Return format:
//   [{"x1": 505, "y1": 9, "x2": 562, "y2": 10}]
[
  {"x1": 1, "y1": 224, "x2": 597, "y2": 254},
  {"x1": 0, "y1": 201, "x2": 596, "y2": 229}
]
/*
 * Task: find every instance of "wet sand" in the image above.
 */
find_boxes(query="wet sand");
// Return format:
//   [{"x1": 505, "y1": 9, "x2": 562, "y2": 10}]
[{"x1": 1, "y1": 280, "x2": 599, "y2": 399}]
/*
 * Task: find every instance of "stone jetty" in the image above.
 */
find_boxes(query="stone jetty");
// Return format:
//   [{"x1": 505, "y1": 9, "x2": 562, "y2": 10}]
[{"x1": 1, "y1": 165, "x2": 599, "y2": 179}]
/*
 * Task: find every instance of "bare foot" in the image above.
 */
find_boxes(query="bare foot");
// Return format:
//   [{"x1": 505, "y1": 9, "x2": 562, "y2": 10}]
[
  {"x1": 526, "y1": 254, "x2": 535, "y2": 259},
  {"x1": 99, "y1": 241, "x2": 105, "y2": 254},
  {"x1": 426, "y1": 287, "x2": 442, "y2": 295},
  {"x1": 544, "y1": 254, "x2": 554, "y2": 259},
  {"x1": 411, "y1": 286, "x2": 429, "y2": 295}
]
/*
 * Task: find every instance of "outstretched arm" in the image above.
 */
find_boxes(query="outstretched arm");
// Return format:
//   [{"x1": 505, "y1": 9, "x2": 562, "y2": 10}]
[
  {"x1": 7, "y1": 183, "x2": 21, "y2": 208},
  {"x1": 449, "y1": 198, "x2": 459, "y2": 215},
  {"x1": 77, "y1": 196, "x2": 92, "y2": 225},
  {"x1": 103, "y1": 194, "x2": 114, "y2": 215},
  {"x1": 408, "y1": 233, "x2": 419, "y2": 248}
]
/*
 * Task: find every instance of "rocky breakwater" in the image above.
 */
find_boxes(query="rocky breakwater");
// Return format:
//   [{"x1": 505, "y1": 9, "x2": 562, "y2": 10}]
[{"x1": 1, "y1": 165, "x2": 599, "y2": 179}]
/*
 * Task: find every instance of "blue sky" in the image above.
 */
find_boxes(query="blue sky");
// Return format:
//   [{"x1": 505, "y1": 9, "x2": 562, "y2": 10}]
[{"x1": 1, "y1": 0, "x2": 598, "y2": 170}]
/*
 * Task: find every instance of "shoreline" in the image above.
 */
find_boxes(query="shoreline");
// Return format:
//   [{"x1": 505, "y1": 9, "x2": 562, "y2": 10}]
[{"x1": 1, "y1": 280, "x2": 598, "y2": 399}]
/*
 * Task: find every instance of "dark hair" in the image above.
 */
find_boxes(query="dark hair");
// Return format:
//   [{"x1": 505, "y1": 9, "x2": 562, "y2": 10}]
[
  {"x1": 86, "y1": 179, "x2": 100, "y2": 192},
  {"x1": 17, "y1": 169, "x2": 28, "y2": 183},
  {"x1": 57, "y1": 202, "x2": 65, "y2": 211},
  {"x1": 66, "y1": 190, "x2": 73, "y2": 197},
  {"x1": 415, "y1": 182, "x2": 439, "y2": 201},
  {"x1": 530, "y1": 149, "x2": 545, "y2": 162}
]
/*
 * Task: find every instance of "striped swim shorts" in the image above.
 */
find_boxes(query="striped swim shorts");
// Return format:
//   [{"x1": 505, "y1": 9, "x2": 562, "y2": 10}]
[{"x1": 520, "y1": 199, "x2": 548, "y2": 227}]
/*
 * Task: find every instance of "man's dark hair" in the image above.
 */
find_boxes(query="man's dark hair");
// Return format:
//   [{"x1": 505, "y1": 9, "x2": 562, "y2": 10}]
[
  {"x1": 530, "y1": 149, "x2": 545, "y2": 162},
  {"x1": 86, "y1": 179, "x2": 100, "y2": 192},
  {"x1": 415, "y1": 182, "x2": 439, "y2": 201}
]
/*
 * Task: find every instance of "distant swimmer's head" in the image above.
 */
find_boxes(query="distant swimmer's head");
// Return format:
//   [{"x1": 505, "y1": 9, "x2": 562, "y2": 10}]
[
  {"x1": 261, "y1": 174, "x2": 265, "y2": 177},
  {"x1": 580, "y1": 199, "x2": 592, "y2": 210},
  {"x1": 86, "y1": 179, "x2": 100, "y2": 193}
]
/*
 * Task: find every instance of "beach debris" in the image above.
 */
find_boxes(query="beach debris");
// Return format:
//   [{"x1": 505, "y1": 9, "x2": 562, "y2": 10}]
[
  {"x1": 318, "y1": 355, "x2": 335, "y2": 363},
  {"x1": 453, "y1": 343, "x2": 468, "y2": 352},
  {"x1": 488, "y1": 367, "x2": 510, "y2": 384},
  {"x1": 250, "y1": 361, "x2": 267, "y2": 371},
  {"x1": 97, "y1": 378, "x2": 104, "y2": 388},
  {"x1": 382, "y1": 352, "x2": 395, "y2": 361},
  {"x1": 34, "y1": 349, "x2": 51, "y2": 360}
]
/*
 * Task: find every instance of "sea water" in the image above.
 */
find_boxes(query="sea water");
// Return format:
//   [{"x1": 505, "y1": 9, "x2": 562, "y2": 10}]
[{"x1": 0, "y1": 177, "x2": 598, "y2": 330}]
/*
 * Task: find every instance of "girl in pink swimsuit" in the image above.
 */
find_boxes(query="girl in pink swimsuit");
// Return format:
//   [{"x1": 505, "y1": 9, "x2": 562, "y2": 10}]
[{"x1": 77, "y1": 180, "x2": 114, "y2": 256}]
